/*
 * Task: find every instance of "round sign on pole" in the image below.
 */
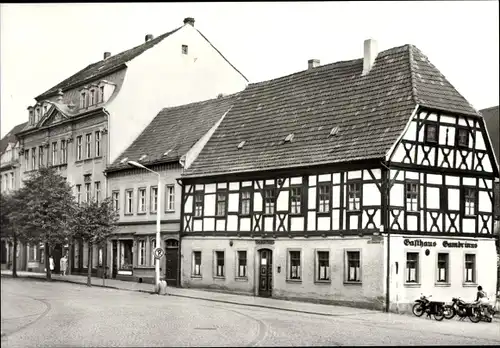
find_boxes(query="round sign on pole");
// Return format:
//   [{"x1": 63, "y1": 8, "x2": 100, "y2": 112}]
[{"x1": 154, "y1": 247, "x2": 165, "y2": 260}]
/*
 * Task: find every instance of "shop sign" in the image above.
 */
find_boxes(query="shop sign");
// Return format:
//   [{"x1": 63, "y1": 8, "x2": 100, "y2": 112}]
[
  {"x1": 404, "y1": 238, "x2": 478, "y2": 248},
  {"x1": 256, "y1": 240, "x2": 275, "y2": 245}
]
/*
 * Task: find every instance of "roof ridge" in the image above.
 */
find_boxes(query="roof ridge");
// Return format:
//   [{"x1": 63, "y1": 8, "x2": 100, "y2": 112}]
[
  {"x1": 158, "y1": 92, "x2": 241, "y2": 112},
  {"x1": 407, "y1": 44, "x2": 419, "y2": 105},
  {"x1": 479, "y1": 105, "x2": 499, "y2": 112}
]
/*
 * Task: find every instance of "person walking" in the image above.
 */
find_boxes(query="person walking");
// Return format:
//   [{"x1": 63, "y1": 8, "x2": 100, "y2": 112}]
[
  {"x1": 60, "y1": 254, "x2": 68, "y2": 276},
  {"x1": 49, "y1": 255, "x2": 54, "y2": 273}
]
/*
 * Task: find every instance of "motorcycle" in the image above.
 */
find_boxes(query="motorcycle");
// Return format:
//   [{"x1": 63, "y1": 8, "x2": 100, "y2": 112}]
[
  {"x1": 412, "y1": 294, "x2": 446, "y2": 321},
  {"x1": 444, "y1": 297, "x2": 469, "y2": 320},
  {"x1": 468, "y1": 302, "x2": 495, "y2": 323}
]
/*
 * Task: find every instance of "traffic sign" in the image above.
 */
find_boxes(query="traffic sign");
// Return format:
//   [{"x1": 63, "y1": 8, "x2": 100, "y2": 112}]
[{"x1": 154, "y1": 247, "x2": 165, "y2": 260}]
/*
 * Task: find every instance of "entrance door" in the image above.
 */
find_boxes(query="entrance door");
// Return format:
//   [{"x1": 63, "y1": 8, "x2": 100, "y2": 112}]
[
  {"x1": 165, "y1": 239, "x2": 179, "y2": 286},
  {"x1": 53, "y1": 244, "x2": 62, "y2": 273},
  {"x1": 112, "y1": 241, "x2": 117, "y2": 279},
  {"x1": 258, "y1": 249, "x2": 273, "y2": 297}
]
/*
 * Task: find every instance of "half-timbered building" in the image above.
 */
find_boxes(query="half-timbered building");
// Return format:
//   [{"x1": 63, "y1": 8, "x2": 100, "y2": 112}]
[{"x1": 179, "y1": 40, "x2": 499, "y2": 312}]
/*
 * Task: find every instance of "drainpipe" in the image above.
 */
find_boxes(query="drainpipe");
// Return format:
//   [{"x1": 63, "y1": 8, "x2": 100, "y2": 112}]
[
  {"x1": 103, "y1": 108, "x2": 111, "y2": 280},
  {"x1": 381, "y1": 161, "x2": 391, "y2": 313}
]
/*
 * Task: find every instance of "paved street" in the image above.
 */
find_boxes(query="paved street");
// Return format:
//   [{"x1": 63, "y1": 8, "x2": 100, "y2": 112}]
[{"x1": 1, "y1": 277, "x2": 499, "y2": 347}]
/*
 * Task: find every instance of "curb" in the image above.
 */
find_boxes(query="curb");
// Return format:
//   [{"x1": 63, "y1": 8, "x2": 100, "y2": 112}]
[{"x1": 2, "y1": 273, "x2": 376, "y2": 318}]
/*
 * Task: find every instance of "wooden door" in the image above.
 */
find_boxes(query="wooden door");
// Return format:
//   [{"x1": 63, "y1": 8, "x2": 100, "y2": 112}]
[
  {"x1": 258, "y1": 249, "x2": 273, "y2": 297},
  {"x1": 165, "y1": 239, "x2": 179, "y2": 286},
  {"x1": 112, "y1": 241, "x2": 117, "y2": 279}
]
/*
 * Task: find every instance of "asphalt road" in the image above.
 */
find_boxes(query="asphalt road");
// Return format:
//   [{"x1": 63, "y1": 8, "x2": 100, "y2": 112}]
[{"x1": 1, "y1": 278, "x2": 499, "y2": 347}]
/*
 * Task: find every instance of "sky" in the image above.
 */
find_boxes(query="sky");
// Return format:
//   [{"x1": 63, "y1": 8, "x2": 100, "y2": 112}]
[{"x1": 1, "y1": 1, "x2": 499, "y2": 138}]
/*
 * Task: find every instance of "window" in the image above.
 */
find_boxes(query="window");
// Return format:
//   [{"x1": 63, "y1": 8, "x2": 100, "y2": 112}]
[
  {"x1": 112, "y1": 191, "x2": 119, "y2": 211},
  {"x1": 137, "y1": 240, "x2": 145, "y2": 266},
  {"x1": 29, "y1": 244, "x2": 37, "y2": 261},
  {"x1": 125, "y1": 190, "x2": 133, "y2": 214},
  {"x1": 11, "y1": 173, "x2": 15, "y2": 190},
  {"x1": 95, "y1": 131, "x2": 101, "y2": 157},
  {"x1": 215, "y1": 251, "x2": 225, "y2": 277},
  {"x1": 194, "y1": 192, "x2": 203, "y2": 217},
  {"x1": 150, "y1": 239, "x2": 156, "y2": 265},
  {"x1": 90, "y1": 89, "x2": 96, "y2": 106},
  {"x1": 318, "y1": 184, "x2": 331, "y2": 213},
  {"x1": 61, "y1": 140, "x2": 67, "y2": 164},
  {"x1": 99, "y1": 86, "x2": 105, "y2": 103},
  {"x1": 150, "y1": 186, "x2": 158, "y2": 213},
  {"x1": 40, "y1": 248, "x2": 45, "y2": 263},
  {"x1": 85, "y1": 133, "x2": 91, "y2": 158},
  {"x1": 85, "y1": 183, "x2": 91, "y2": 202},
  {"x1": 94, "y1": 182, "x2": 101, "y2": 203},
  {"x1": 76, "y1": 136, "x2": 82, "y2": 160},
  {"x1": 166, "y1": 185, "x2": 175, "y2": 211},
  {"x1": 464, "y1": 254, "x2": 476, "y2": 283},
  {"x1": 80, "y1": 91, "x2": 86, "y2": 108},
  {"x1": 38, "y1": 146, "x2": 44, "y2": 167},
  {"x1": 29, "y1": 110, "x2": 34, "y2": 125},
  {"x1": 76, "y1": 185, "x2": 81, "y2": 204},
  {"x1": 406, "y1": 182, "x2": 418, "y2": 212},
  {"x1": 216, "y1": 191, "x2": 227, "y2": 216},
  {"x1": 425, "y1": 123, "x2": 438, "y2": 143},
  {"x1": 192, "y1": 251, "x2": 201, "y2": 276},
  {"x1": 464, "y1": 188, "x2": 476, "y2": 216},
  {"x1": 24, "y1": 151, "x2": 29, "y2": 171},
  {"x1": 317, "y1": 251, "x2": 330, "y2": 281},
  {"x1": 347, "y1": 183, "x2": 361, "y2": 211},
  {"x1": 290, "y1": 187, "x2": 302, "y2": 214},
  {"x1": 138, "y1": 188, "x2": 146, "y2": 213},
  {"x1": 31, "y1": 148, "x2": 36, "y2": 169},
  {"x1": 346, "y1": 251, "x2": 361, "y2": 282},
  {"x1": 457, "y1": 128, "x2": 469, "y2": 147},
  {"x1": 437, "y1": 253, "x2": 449, "y2": 283},
  {"x1": 237, "y1": 251, "x2": 247, "y2": 277},
  {"x1": 289, "y1": 251, "x2": 301, "y2": 280},
  {"x1": 264, "y1": 188, "x2": 275, "y2": 215},
  {"x1": 240, "y1": 190, "x2": 251, "y2": 215},
  {"x1": 406, "y1": 252, "x2": 419, "y2": 283},
  {"x1": 51, "y1": 142, "x2": 58, "y2": 166},
  {"x1": 182, "y1": 44, "x2": 188, "y2": 54}
]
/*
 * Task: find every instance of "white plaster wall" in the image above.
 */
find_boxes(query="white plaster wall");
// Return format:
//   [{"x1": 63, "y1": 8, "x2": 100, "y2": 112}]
[{"x1": 107, "y1": 24, "x2": 248, "y2": 163}]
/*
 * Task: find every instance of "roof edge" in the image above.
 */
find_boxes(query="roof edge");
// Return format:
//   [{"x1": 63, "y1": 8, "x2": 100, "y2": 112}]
[{"x1": 407, "y1": 45, "x2": 419, "y2": 105}]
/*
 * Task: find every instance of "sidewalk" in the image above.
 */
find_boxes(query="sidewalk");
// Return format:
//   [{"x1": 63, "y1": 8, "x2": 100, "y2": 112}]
[{"x1": 1, "y1": 270, "x2": 378, "y2": 317}]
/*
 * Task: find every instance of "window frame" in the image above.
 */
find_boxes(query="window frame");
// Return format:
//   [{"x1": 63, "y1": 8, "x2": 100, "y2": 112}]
[
  {"x1": 344, "y1": 249, "x2": 362, "y2": 284},
  {"x1": 347, "y1": 182, "x2": 362, "y2": 212},
  {"x1": 84, "y1": 183, "x2": 91, "y2": 202},
  {"x1": 287, "y1": 249, "x2": 302, "y2": 281},
  {"x1": 215, "y1": 189, "x2": 228, "y2": 217},
  {"x1": 24, "y1": 150, "x2": 29, "y2": 171},
  {"x1": 95, "y1": 131, "x2": 101, "y2": 157},
  {"x1": 125, "y1": 189, "x2": 134, "y2": 215},
  {"x1": 85, "y1": 133, "x2": 92, "y2": 159},
  {"x1": 150, "y1": 186, "x2": 158, "y2": 213},
  {"x1": 464, "y1": 253, "x2": 477, "y2": 285},
  {"x1": 214, "y1": 250, "x2": 225, "y2": 278},
  {"x1": 405, "y1": 251, "x2": 420, "y2": 285},
  {"x1": 137, "y1": 239, "x2": 146, "y2": 266},
  {"x1": 456, "y1": 126, "x2": 470, "y2": 148},
  {"x1": 38, "y1": 145, "x2": 44, "y2": 167},
  {"x1": 264, "y1": 186, "x2": 276, "y2": 216},
  {"x1": 239, "y1": 189, "x2": 252, "y2": 216},
  {"x1": 112, "y1": 190, "x2": 120, "y2": 211},
  {"x1": 166, "y1": 184, "x2": 175, "y2": 212},
  {"x1": 76, "y1": 136, "x2": 82, "y2": 161},
  {"x1": 462, "y1": 186, "x2": 477, "y2": 217},
  {"x1": 315, "y1": 249, "x2": 331, "y2": 282},
  {"x1": 317, "y1": 183, "x2": 331, "y2": 215},
  {"x1": 94, "y1": 181, "x2": 101, "y2": 203},
  {"x1": 76, "y1": 185, "x2": 82, "y2": 205},
  {"x1": 60, "y1": 139, "x2": 67, "y2": 164},
  {"x1": 193, "y1": 191, "x2": 204, "y2": 217},
  {"x1": 424, "y1": 123, "x2": 439, "y2": 144},
  {"x1": 405, "y1": 180, "x2": 419, "y2": 212},
  {"x1": 150, "y1": 239, "x2": 156, "y2": 266},
  {"x1": 192, "y1": 250, "x2": 202, "y2": 277},
  {"x1": 236, "y1": 250, "x2": 247, "y2": 279},
  {"x1": 31, "y1": 147, "x2": 36, "y2": 170},
  {"x1": 51, "y1": 142, "x2": 58, "y2": 166},
  {"x1": 436, "y1": 252, "x2": 449, "y2": 284},
  {"x1": 182, "y1": 44, "x2": 188, "y2": 54},
  {"x1": 137, "y1": 187, "x2": 147, "y2": 214},
  {"x1": 289, "y1": 185, "x2": 303, "y2": 215}
]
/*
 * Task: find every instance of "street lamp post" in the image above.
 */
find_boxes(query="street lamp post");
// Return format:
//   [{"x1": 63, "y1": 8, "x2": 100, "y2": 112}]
[{"x1": 128, "y1": 161, "x2": 161, "y2": 291}]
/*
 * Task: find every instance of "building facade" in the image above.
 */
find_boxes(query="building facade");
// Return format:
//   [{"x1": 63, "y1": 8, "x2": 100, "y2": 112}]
[
  {"x1": 13, "y1": 17, "x2": 248, "y2": 276},
  {"x1": 105, "y1": 94, "x2": 238, "y2": 285},
  {"x1": 179, "y1": 41, "x2": 499, "y2": 312}
]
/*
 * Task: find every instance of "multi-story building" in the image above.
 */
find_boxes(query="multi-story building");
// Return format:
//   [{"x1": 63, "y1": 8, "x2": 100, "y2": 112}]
[
  {"x1": 0, "y1": 122, "x2": 28, "y2": 271},
  {"x1": 14, "y1": 17, "x2": 248, "y2": 276},
  {"x1": 105, "y1": 94, "x2": 239, "y2": 284},
  {"x1": 179, "y1": 40, "x2": 499, "y2": 312}
]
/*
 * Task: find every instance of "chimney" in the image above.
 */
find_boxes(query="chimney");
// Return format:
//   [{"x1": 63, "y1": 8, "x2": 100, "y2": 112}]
[
  {"x1": 57, "y1": 88, "x2": 64, "y2": 102},
  {"x1": 308, "y1": 59, "x2": 320, "y2": 70},
  {"x1": 183, "y1": 17, "x2": 195, "y2": 26},
  {"x1": 145, "y1": 34, "x2": 154, "y2": 42},
  {"x1": 362, "y1": 39, "x2": 378, "y2": 75},
  {"x1": 103, "y1": 52, "x2": 111, "y2": 60}
]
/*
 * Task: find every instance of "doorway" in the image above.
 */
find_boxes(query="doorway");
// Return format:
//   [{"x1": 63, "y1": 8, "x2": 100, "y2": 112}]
[
  {"x1": 112, "y1": 240, "x2": 117, "y2": 279},
  {"x1": 165, "y1": 239, "x2": 179, "y2": 287},
  {"x1": 258, "y1": 249, "x2": 273, "y2": 297}
]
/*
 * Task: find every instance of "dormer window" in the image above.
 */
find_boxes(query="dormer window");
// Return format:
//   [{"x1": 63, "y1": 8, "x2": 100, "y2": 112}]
[
  {"x1": 35, "y1": 108, "x2": 41, "y2": 122},
  {"x1": 80, "y1": 91, "x2": 87, "y2": 109},
  {"x1": 425, "y1": 123, "x2": 438, "y2": 143},
  {"x1": 90, "y1": 89, "x2": 96, "y2": 106},
  {"x1": 182, "y1": 45, "x2": 188, "y2": 55},
  {"x1": 29, "y1": 110, "x2": 34, "y2": 125},
  {"x1": 43, "y1": 105, "x2": 48, "y2": 114},
  {"x1": 99, "y1": 86, "x2": 104, "y2": 103},
  {"x1": 457, "y1": 128, "x2": 469, "y2": 148}
]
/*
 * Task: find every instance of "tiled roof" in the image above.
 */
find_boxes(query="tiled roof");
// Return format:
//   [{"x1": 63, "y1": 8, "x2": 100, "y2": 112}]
[
  {"x1": 480, "y1": 106, "x2": 499, "y2": 168},
  {"x1": 0, "y1": 122, "x2": 28, "y2": 155},
  {"x1": 183, "y1": 44, "x2": 480, "y2": 178},
  {"x1": 106, "y1": 93, "x2": 240, "y2": 172},
  {"x1": 35, "y1": 28, "x2": 182, "y2": 100}
]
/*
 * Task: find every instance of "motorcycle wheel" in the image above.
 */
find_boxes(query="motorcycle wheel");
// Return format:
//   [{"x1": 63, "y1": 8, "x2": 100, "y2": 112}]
[
  {"x1": 412, "y1": 303, "x2": 425, "y2": 317},
  {"x1": 434, "y1": 307, "x2": 445, "y2": 321},
  {"x1": 468, "y1": 308, "x2": 481, "y2": 323},
  {"x1": 443, "y1": 305, "x2": 456, "y2": 320}
]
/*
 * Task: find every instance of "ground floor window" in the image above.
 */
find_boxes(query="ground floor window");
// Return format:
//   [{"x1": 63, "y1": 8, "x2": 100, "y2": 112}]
[
  {"x1": 40, "y1": 248, "x2": 45, "y2": 264},
  {"x1": 317, "y1": 251, "x2": 330, "y2": 281},
  {"x1": 119, "y1": 240, "x2": 133, "y2": 270},
  {"x1": 437, "y1": 253, "x2": 449, "y2": 283},
  {"x1": 464, "y1": 254, "x2": 476, "y2": 283},
  {"x1": 406, "y1": 252, "x2": 419, "y2": 283},
  {"x1": 74, "y1": 243, "x2": 79, "y2": 267},
  {"x1": 192, "y1": 251, "x2": 201, "y2": 276},
  {"x1": 28, "y1": 244, "x2": 37, "y2": 261},
  {"x1": 345, "y1": 250, "x2": 361, "y2": 282},
  {"x1": 237, "y1": 250, "x2": 247, "y2": 277},
  {"x1": 289, "y1": 250, "x2": 301, "y2": 280},
  {"x1": 215, "y1": 251, "x2": 225, "y2": 277},
  {"x1": 137, "y1": 240, "x2": 145, "y2": 266},
  {"x1": 150, "y1": 239, "x2": 156, "y2": 266},
  {"x1": 98, "y1": 247, "x2": 103, "y2": 267}
]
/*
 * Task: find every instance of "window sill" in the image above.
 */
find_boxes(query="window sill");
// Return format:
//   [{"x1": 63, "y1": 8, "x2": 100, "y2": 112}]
[
  {"x1": 435, "y1": 282, "x2": 451, "y2": 287},
  {"x1": 344, "y1": 281, "x2": 362, "y2": 286},
  {"x1": 239, "y1": 214, "x2": 251, "y2": 218},
  {"x1": 235, "y1": 277, "x2": 248, "y2": 282},
  {"x1": 316, "y1": 212, "x2": 331, "y2": 217},
  {"x1": 135, "y1": 266, "x2": 155, "y2": 269},
  {"x1": 463, "y1": 282, "x2": 478, "y2": 287},
  {"x1": 137, "y1": 212, "x2": 147, "y2": 215},
  {"x1": 286, "y1": 279, "x2": 302, "y2": 283},
  {"x1": 214, "y1": 276, "x2": 226, "y2": 280},
  {"x1": 315, "y1": 280, "x2": 331, "y2": 284},
  {"x1": 165, "y1": 210, "x2": 176, "y2": 214},
  {"x1": 404, "y1": 283, "x2": 421, "y2": 288},
  {"x1": 150, "y1": 212, "x2": 157, "y2": 215},
  {"x1": 124, "y1": 213, "x2": 134, "y2": 216},
  {"x1": 191, "y1": 275, "x2": 202, "y2": 279}
]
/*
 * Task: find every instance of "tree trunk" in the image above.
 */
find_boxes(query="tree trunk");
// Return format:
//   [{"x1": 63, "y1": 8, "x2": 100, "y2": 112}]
[
  {"x1": 87, "y1": 242, "x2": 92, "y2": 287},
  {"x1": 12, "y1": 236, "x2": 18, "y2": 278},
  {"x1": 45, "y1": 242, "x2": 51, "y2": 281}
]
